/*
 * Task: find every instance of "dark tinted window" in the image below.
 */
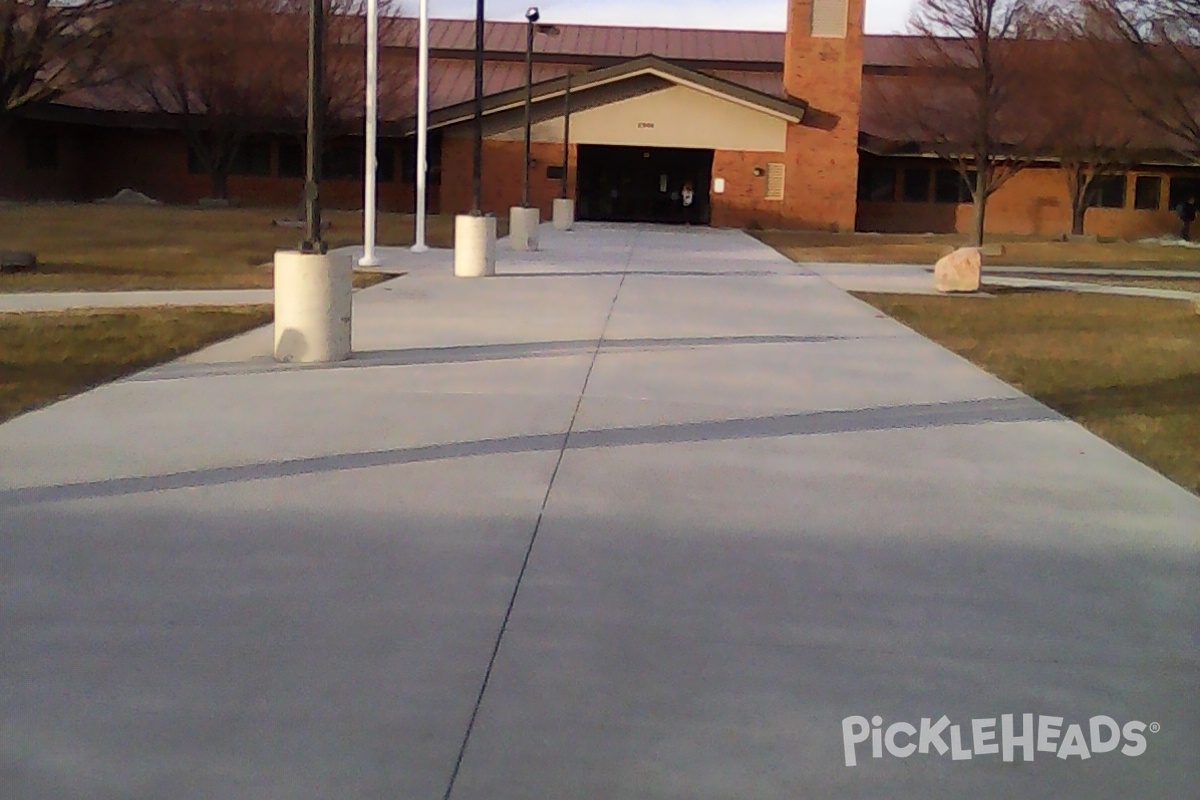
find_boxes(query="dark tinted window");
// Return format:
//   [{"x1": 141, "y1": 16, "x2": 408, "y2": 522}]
[
  {"x1": 1090, "y1": 175, "x2": 1127, "y2": 209},
  {"x1": 188, "y1": 137, "x2": 271, "y2": 177},
  {"x1": 25, "y1": 133, "x2": 59, "y2": 170},
  {"x1": 934, "y1": 169, "x2": 973, "y2": 203},
  {"x1": 1169, "y1": 176, "x2": 1200, "y2": 211},
  {"x1": 323, "y1": 144, "x2": 363, "y2": 181},
  {"x1": 902, "y1": 168, "x2": 932, "y2": 203},
  {"x1": 1134, "y1": 176, "x2": 1163, "y2": 210},
  {"x1": 278, "y1": 139, "x2": 304, "y2": 178},
  {"x1": 857, "y1": 165, "x2": 896, "y2": 202},
  {"x1": 399, "y1": 131, "x2": 442, "y2": 186},
  {"x1": 230, "y1": 138, "x2": 271, "y2": 177}
]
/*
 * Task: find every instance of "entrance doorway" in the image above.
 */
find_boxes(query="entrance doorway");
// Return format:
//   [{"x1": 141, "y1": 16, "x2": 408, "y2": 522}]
[{"x1": 576, "y1": 145, "x2": 714, "y2": 225}]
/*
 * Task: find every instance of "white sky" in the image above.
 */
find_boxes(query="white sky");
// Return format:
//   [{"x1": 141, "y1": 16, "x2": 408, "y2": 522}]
[{"x1": 426, "y1": 1, "x2": 916, "y2": 34}]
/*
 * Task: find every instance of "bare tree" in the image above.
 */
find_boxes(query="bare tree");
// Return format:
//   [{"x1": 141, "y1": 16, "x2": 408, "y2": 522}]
[
  {"x1": 1029, "y1": 6, "x2": 1137, "y2": 235},
  {"x1": 899, "y1": 0, "x2": 1049, "y2": 245},
  {"x1": 126, "y1": 0, "x2": 403, "y2": 201},
  {"x1": 125, "y1": 0, "x2": 295, "y2": 199},
  {"x1": 1, "y1": 0, "x2": 130, "y2": 136},
  {"x1": 1083, "y1": 0, "x2": 1200, "y2": 160}
]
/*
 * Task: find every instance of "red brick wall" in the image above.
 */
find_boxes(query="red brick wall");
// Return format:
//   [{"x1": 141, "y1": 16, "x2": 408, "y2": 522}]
[
  {"x1": 857, "y1": 162, "x2": 1191, "y2": 239},
  {"x1": 710, "y1": 150, "x2": 785, "y2": 229},
  {"x1": 440, "y1": 135, "x2": 577, "y2": 220},
  {"x1": 1, "y1": 123, "x2": 428, "y2": 211},
  {"x1": 780, "y1": 0, "x2": 866, "y2": 231},
  {"x1": 0, "y1": 122, "x2": 89, "y2": 200}
]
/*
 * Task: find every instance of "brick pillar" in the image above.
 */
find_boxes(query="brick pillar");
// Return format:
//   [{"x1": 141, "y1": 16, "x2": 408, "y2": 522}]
[{"x1": 781, "y1": 0, "x2": 865, "y2": 231}]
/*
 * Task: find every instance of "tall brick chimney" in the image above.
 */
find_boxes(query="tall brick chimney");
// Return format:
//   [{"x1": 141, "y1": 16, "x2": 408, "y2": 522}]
[{"x1": 780, "y1": 0, "x2": 866, "y2": 231}]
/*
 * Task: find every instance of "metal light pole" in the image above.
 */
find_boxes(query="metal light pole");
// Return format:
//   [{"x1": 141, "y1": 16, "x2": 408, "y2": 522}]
[
  {"x1": 302, "y1": 0, "x2": 326, "y2": 254},
  {"x1": 522, "y1": 6, "x2": 539, "y2": 209},
  {"x1": 359, "y1": 0, "x2": 380, "y2": 266},
  {"x1": 560, "y1": 71, "x2": 570, "y2": 199},
  {"x1": 411, "y1": 0, "x2": 430, "y2": 252},
  {"x1": 472, "y1": 0, "x2": 484, "y2": 214}
]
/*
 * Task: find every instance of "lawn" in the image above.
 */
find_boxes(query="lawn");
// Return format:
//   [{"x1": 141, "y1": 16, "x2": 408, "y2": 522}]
[
  {"x1": 0, "y1": 205, "x2": 485, "y2": 292},
  {"x1": 0, "y1": 306, "x2": 273, "y2": 422},
  {"x1": 755, "y1": 230, "x2": 1200, "y2": 269},
  {"x1": 856, "y1": 289, "x2": 1200, "y2": 495}
]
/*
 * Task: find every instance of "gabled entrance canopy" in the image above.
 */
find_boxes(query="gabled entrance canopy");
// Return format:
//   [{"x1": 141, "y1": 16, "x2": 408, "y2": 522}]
[{"x1": 414, "y1": 55, "x2": 808, "y2": 148}]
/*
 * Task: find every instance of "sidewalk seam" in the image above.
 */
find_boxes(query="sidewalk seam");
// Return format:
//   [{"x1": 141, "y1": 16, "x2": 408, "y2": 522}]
[{"x1": 441, "y1": 232, "x2": 638, "y2": 800}]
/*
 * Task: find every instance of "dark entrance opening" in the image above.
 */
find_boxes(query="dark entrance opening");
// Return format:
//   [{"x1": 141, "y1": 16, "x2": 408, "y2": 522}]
[{"x1": 577, "y1": 145, "x2": 714, "y2": 224}]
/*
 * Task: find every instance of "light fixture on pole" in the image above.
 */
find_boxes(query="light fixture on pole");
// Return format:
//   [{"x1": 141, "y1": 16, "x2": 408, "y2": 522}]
[
  {"x1": 359, "y1": 0, "x2": 380, "y2": 267},
  {"x1": 552, "y1": 69, "x2": 574, "y2": 230},
  {"x1": 472, "y1": 0, "x2": 484, "y2": 214},
  {"x1": 275, "y1": 0, "x2": 351, "y2": 364},
  {"x1": 521, "y1": 6, "x2": 539, "y2": 209},
  {"x1": 303, "y1": 0, "x2": 326, "y2": 253},
  {"x1": 453, "y1": 0, "x2": 496, "y2": 277},
  {"x1": 411, "y1": 0, "x2": 430, "y2": 253}
]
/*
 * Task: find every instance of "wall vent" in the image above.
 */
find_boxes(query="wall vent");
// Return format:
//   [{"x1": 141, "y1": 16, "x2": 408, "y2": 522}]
[
  {"x1": 765, "y1": 163, "x2": 786, "y2": 201},
  {"x1": 812, "y1": 0, "x2": 849, "y2": 38}
]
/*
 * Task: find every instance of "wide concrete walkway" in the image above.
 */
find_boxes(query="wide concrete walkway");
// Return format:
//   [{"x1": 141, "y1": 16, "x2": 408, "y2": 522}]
[
  {"x1": 0, "y1": 288, "x2": 274, "y2": 312},
  {"x1": 2, "y1": 224, "x2": 1197, "y2": 799}
]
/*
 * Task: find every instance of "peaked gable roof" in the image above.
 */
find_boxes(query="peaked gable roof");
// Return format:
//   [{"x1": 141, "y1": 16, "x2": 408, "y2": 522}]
[{"x1": 422, "y1": 54, "x2": 807, "y2": 134}]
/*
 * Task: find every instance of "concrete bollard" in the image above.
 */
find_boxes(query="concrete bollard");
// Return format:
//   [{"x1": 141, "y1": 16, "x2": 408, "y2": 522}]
[
  {"x1": 454, "y1": 214, "x2": 497, "y2": 277},
  {"x1": 274, "y1": 250, "x2": 353, "y2": 363},
  {"x1": 552, "y1": 198, "x2": 575, "y2": 231},
  {"x1": 509, "y1": 206, "x2": 541, "y2": 252}
]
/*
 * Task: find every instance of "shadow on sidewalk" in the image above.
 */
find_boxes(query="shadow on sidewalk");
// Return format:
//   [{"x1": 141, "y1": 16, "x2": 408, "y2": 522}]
[{"x1": 2, "y1": 397, "x2": 1057, "y2": 507}]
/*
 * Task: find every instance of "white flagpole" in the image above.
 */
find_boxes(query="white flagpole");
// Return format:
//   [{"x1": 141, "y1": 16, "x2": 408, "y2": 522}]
[
  {"x1": 359, "y1": 0, "x2": 381, "y2": 267},
  {"x1": 411, "y1": 0, "x2": 430, "y2": 252}
]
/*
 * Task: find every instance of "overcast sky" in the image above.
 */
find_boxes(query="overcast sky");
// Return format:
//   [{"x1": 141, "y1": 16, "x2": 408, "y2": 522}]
[{"x1": 426, "y1": 1, "x2": 916, "y2": 34}]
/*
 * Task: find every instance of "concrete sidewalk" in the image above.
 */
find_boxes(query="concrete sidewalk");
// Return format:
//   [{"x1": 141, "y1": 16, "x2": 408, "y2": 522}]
[
  {"x1": 0, "y1": 288, "x2": 275, "y2": 312},
  {"x1": 2, "y1": 224, "x2": 1197, "y2": 799}
]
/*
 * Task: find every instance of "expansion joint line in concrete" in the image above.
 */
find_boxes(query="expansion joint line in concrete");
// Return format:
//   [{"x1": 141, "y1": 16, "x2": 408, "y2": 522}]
[{"x1": 440, "y1": 232, "x2": 640, "y2": 800}]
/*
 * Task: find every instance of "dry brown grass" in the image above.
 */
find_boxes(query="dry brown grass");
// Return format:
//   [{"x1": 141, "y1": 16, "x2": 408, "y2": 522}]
[
  {"x1": 0, "y1": 305, "x2": 273, "y2": 422},
  {"x1": 0, "y1": 205, "x2": 484, "y2": 292},
  {"x1": 857, "y1": 289, "x2": 1200, "y2": 495},
  {"x1": 755, "y1": 229, "x2": 1200, "y2": 269}
]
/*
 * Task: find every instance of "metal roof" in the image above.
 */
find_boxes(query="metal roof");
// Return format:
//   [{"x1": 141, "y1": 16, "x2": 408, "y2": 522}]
[{"x1": 383, "y1": 19, "x2": 788, "y2": 64}]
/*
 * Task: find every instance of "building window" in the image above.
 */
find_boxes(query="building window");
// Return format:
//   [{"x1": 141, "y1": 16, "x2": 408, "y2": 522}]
[
  {"x1": 1168, "y1": 176, "x2": 1200, "y2": 211},
  {"x1": 902, "y1": 167, "x2": 932, "y2": 203},
  {"x1": 187, "y1": 137, "x2": 271, "y2": 177},
  {"x1": 1134, "y1": 176, "x2": 1162, "y2": 211},
  {"x1": 1090, "y1": 175, "x2": 1127, "y2": 209},
  {"x1": 323, "y1": 144, "x2": 364, "y2": 181},
  {"x1": 278, "y1": 139, "x2": 303, "y2": 178},
  {"x1": 400, "y1": 131, "x2": 442, "y2": 186},
  {"x1": 25, "y1": 133, "x2": 60, "y2": 170},
  {"x1": 230, "y1": 138, "x2": 271, "y2": 177},
  {"x1": 857, "y1": 165, "x2": 896, "y2": 202},
  {"x1": 765, "y1": 162, "x2": 785, "y2": 201},
  {"x1": 934, "y1": 169, "x2": 974, "y2": 204}
]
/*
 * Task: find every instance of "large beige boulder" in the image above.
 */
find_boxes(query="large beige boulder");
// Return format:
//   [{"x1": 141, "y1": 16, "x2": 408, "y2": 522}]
[{"x1": 935, "y1": 247, "x2": 982, "y2": 293}]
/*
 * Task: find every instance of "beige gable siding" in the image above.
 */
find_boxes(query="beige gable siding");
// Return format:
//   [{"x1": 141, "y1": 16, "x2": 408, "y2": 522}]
[{"x1": 490, "y1": 84, "x2": 789, "y2": 152}]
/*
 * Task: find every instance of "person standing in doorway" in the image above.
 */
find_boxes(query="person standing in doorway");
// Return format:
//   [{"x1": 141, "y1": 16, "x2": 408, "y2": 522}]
[
  {"x1": 1178, "y1": 196, "x2": 1197, "y2": 241},
  {"x1": 681, "y1": 180, "x2": 696, "y2": 226}
]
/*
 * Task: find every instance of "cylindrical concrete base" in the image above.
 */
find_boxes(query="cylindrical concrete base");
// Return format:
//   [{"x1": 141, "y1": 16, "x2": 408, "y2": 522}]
[
  {"x1": 509, "y1": 206, "x2": 541, "y2": 251},
  {"x1": 454, "y1": 214, "x2": 497, "y2": 277},
  {"x1": 274, "y1": 250, "x2": 352, "y2": 363},
  {"x1": 552, "y1": 198, "x2": 575, "y2": 231}
]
